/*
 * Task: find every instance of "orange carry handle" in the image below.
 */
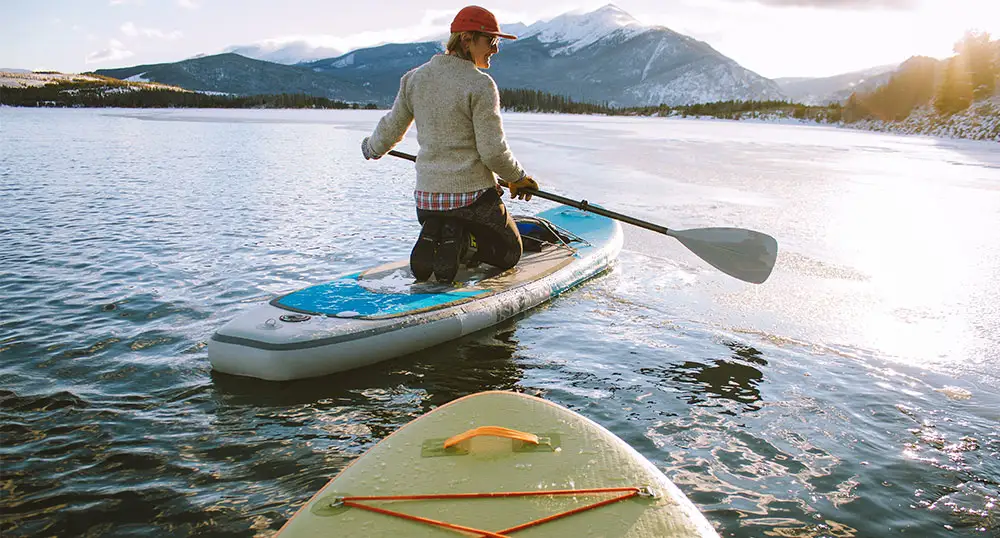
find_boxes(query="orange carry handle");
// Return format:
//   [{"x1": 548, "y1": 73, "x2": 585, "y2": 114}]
[{"x1": 443, "y1": 426, "x2": 539, "y2": 449}]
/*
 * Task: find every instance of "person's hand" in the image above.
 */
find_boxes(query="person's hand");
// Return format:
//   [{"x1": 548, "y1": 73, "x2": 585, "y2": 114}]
[
  {"x1": 507, "y1": 175, "x2": 538, "y2": 201},
  {"x1": 361, "y1": 137, "x2": 381, "y2": 160}
]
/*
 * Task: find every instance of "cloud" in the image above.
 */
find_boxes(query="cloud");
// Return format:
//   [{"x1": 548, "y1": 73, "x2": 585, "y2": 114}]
[
  {"x1": 177, "y1": 0, "x2": 198, "y2": 8},
  {"x1": 109, "y1": 0, "x2": 145, "y2": 5},
  {"x1": 737, "y1": 0, "x2": 918, "y2": 9},
  {"x1": 85, "y1": 39, "x2": 134, "y2": 64},
  {"x1": 120, "y1": 21, "x2": 183, "y2": 39}
]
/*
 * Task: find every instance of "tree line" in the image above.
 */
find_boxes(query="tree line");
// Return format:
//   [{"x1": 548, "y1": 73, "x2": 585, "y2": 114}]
[
  {"x1": 5, "y1": 80, "x2": 844, "y2": 121},
  {"x1": 498, "y1": 88, "x2": 843, "y2": 122},
  {"x1": 498, "y1": 88, "x2": 617, "y2": 114},
  {"x1": 0, "y1": 81, "x2": 380, "y2": 109},
  {"x1": 844, "y1": 31, "x2": 997, "y2": 122}
]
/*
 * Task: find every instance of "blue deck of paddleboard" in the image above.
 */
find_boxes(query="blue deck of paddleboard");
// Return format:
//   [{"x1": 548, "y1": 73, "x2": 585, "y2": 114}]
[
  {"x1": 273, "y1": 207, "x2": 616, "y2": 318},
  {"x1": 276, "y1": 276, "x2": 487, "y2": 318}
]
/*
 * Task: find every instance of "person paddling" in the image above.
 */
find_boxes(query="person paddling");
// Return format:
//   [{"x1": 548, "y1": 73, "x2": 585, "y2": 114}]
[{"x1": 361, "y1": 5, "x2": 539, "y2": 282}]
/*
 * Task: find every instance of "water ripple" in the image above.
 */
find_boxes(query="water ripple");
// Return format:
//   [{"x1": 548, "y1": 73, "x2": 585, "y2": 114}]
[{"x1": 1, "y1": 109, "x2": 998, "y2": 537}]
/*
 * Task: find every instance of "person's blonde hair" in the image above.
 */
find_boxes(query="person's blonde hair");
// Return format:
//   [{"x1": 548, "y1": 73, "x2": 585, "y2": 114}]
[{"x1": 446, "y1": 32, "x2": 475, "y2": 61}]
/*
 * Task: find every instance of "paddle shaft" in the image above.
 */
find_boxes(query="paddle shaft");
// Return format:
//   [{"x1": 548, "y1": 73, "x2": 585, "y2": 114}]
[
  {"x1": 384, "y1": 148, "x2": 778, "y2": 283},
  {"x1": 386, "y1": 150, "x2": 674, "y2": 236}
]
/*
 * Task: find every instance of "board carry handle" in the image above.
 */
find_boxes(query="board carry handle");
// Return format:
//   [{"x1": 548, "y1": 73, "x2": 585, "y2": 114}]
[{"x1": 443, "y1": 426, "x2": 539, "y2": 449}]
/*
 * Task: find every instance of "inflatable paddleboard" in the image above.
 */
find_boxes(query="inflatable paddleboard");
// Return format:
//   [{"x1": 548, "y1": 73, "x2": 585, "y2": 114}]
[
  {"x1": 209, "y1": 206, "x2": 622, "y2": 381},
  {"x1": 277, "y1": 391, "x2": 718, "y2": 537}
]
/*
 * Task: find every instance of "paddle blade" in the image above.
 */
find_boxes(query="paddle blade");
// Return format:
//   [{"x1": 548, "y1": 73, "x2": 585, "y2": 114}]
[{"x1": 669, "y1": 228, "x2": 778, "y2": 284}]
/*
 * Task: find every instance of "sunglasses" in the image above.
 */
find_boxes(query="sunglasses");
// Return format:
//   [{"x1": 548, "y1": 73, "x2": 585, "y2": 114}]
[{"x1": 476, "y1": 33, "x2": 500, "y2": 48}]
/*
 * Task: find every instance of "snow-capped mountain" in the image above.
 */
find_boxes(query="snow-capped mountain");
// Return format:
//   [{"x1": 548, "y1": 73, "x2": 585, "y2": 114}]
[
  {"x1": 520, "y1": 4, "x2": 644, "y2": 56},
  {"x1": 96, "y1": 4, "x2": 785, "y2": 106},
  {"x1": 306, "y1": 4, "x2": 784, "y2": 106},
  {"x1": 226, "y1": 40, "x2": 345, "y2": 65},
  {"x1": 499, "y1": 23, "x2": 530, "y2": 40}
]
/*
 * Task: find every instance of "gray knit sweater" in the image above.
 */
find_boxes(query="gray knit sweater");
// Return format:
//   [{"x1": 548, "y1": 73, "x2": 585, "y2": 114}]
[{"x1": 366, "y1": 54, "x2": 526, "y2": 193}]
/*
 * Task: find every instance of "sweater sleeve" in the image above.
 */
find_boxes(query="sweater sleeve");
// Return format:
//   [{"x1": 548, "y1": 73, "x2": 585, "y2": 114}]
[
  {"x1": 471, "y1": 76, "x2": 526, "y2": 183},
  {"x1": 368, "y1": 74, "x2": 414, "y2": 156}
]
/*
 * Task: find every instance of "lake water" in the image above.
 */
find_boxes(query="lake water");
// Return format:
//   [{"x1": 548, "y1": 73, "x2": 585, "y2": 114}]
[{"x1": 1, "y1": 107, "x2": 998, "y2": 537}]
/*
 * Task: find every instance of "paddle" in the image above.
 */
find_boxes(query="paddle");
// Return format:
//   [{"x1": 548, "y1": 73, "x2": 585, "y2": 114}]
[{"x1": 386, "y1": 149, "x2": 778, "y2": 284}]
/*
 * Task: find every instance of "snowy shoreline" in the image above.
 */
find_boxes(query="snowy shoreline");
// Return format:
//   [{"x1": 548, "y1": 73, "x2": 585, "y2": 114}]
[
  {"x1": 652, "y1": 100, "x2": 1000, "y2": 142},
  {"x1": 719, "y1": 114, "x2": 997, "y2": 142},
  {"x1": 846, "y1": 95, "x2": 1000, "y2": 143},
  {"x1": 548, "y1": 108, "x2": 999, "y2": 142}
]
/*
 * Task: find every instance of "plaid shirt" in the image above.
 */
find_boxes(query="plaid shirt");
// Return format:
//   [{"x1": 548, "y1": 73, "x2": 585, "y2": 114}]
[{"x1": 414, "y1": 188, "x2": 491, "y2": 211}]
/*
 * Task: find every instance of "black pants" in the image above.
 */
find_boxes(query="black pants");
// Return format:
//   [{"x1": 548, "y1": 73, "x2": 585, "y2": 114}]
[{"x1": 415, "y1": 188, "x2": 522, "y2": 270}]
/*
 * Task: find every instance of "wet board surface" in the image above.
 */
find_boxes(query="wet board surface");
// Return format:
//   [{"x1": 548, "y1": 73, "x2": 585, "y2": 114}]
[{"x1": 277, "y1": 391, "x2": 719, "y2": 537}]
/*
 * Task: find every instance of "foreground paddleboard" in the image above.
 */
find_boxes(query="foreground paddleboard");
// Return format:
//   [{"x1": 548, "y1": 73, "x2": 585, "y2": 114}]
[
  {"x1": 209, "y1": 207, "x2": 622, "y2": 380},
  {"x1": 278, "y1": 391, "x2": 718, "y2": 537}
]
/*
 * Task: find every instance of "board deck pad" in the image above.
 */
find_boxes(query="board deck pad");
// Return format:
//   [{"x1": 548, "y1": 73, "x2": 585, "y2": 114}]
[
  {"x1": 271, "y1": 271, "x2": 490, "y2": 319},
  {"x1": 272, "y1": 234, "x2": 578, "y2": 320},
  {"x1": 277, "y1": 391, "x2": 719, "y2": 537}
]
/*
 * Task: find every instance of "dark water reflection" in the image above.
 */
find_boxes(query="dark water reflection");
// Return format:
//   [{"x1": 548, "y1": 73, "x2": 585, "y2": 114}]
[
  {"x1": 643, "y1": 341, "x2": 768, "y2": 413},
  {"x1": 210, "y1": 327, "x2": 525, "y2": 408}
]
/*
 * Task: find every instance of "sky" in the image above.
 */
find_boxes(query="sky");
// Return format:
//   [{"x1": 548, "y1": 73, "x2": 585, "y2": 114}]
[{"x1": 2, "y1": 0, "x2": 999, "y2": 79}]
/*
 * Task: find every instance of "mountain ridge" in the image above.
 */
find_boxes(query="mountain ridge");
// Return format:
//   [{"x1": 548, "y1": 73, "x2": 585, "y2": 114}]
[
  {"x1": 296, "y1": 5, "x2": 784, "y2": 106},
  {"x1": 94, "y1": 53, "x2": 376, "y2": 101},
  {"x1": 775, "y1": 64, "x2": 900, "y2": 105},
  {"x1": 88, "y1": 4, "x2": 903, "y2": 107}
]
